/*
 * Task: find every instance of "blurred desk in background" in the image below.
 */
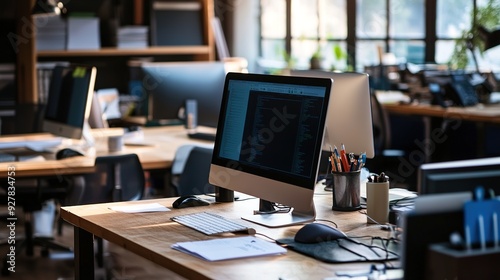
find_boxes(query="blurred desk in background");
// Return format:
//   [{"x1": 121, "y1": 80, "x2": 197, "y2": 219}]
[{"x1": 378, "y1": 91, "x2": 500, "y2": 161}]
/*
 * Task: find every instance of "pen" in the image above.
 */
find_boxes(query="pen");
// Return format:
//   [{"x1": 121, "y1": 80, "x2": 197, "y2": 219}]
[
  {"x1": 340, "y1": 144, "x2": 349, "y2": 172},
  {"x1": 333, "y1": 146, "x2": 343, "y2": 172},
  {"x1": 329, "y1": 146, "x2": 337, "y2": 172},
  {"x1": 358, "y1": 152, "x2": 366, "y2": 170}
]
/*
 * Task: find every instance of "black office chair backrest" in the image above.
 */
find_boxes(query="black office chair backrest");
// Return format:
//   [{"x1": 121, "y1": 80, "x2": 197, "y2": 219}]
[
  {"x1": 176, "y1": 146, "x2": 215, "y2": 196},
  {"x1": 80, "y1": 154, "x2": 145, "y2": 204},
  {"x1": 370, "y1": 92, "x2": 392, "y2": 155}
]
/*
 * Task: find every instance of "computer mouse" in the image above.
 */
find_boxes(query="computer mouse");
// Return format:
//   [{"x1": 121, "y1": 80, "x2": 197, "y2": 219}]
[
  {"x1": 172, "y1": 195, "x2": 210, "y2": 209},
  {"x1": 56, "y1": 148, "x2": 84, "y2": 160},
  {"x1": 294, "y1": 223, "x2": 347, "y2": 244}
]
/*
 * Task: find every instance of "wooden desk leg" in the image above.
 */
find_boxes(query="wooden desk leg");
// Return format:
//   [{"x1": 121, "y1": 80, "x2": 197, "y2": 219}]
[{"x1": 74, "y1": 226, "x2": 94, "y2": 280}]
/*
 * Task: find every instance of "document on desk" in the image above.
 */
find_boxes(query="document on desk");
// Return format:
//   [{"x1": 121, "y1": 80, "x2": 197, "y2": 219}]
[
  {"x1": 109, "y1": 203, "x2": 170, "y2": 213},
  {"x1": 172, "y1": 236, "x2": 287, "y2": 261}
]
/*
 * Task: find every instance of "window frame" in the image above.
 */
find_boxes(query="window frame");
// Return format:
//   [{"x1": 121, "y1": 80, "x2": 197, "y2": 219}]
[{"x1": 259, "y1": 0, "x2": 481, "y2": 70}]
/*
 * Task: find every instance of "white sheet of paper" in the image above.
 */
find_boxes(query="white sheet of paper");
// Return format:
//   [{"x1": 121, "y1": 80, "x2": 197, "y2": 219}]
[
  {"x1": 172, "y1": 236, "x2": 286, "y2": 261},
  {"x1": 109, "y1": 203, "x2": 170, "y2": 213}
]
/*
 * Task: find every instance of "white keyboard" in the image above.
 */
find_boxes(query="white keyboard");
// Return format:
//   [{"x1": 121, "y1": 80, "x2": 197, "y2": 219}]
[{"x1": 171, "y1": 212, "x2": 256, "y2": 235}]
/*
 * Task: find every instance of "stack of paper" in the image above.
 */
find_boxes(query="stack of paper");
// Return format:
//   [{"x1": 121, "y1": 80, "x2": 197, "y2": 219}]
[
  {"x1": 34, "y1": 14, "x2": 66, "y2": 51},
  {"x1": 117, "y1": 26, "x2": 149, "y2": 49},
  {"x1": 172, "y1": 236, "x2": 287, "y2": 261}
]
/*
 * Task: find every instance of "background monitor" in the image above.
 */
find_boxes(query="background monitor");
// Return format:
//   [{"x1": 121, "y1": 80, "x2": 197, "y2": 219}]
[
  {"x1": 289, "y1": 70, "x2": 375, "y2": 158},
  {"x1": 418, "y1": 157, "x2": 500, "y2": 195},
  {"x1": 209, "y1": 72, "x2": 332, "y2": 227},
  {"x1": 141, "y1": 61, "x2": 226, "y2": 127},
  {"x1": 43, "y1": 65, "x2": 97, "y2": 143}
]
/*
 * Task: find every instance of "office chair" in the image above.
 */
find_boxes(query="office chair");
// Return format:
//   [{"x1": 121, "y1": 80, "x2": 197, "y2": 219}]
[
  {"x1": 170, "y1": 145, "x2": 215, "y2": 196},
  {"x1": 364, "y1": 92, "x2": 407, "y2": 186},
  {"x1": 79, "y1": 153, "x2": 145, "y2": 267},
  {"x1": 0, "y1": 161, "x2": 84, "y2": 276}
]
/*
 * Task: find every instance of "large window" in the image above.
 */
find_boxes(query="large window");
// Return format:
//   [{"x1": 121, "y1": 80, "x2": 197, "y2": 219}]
[{"x1": 260, "y1": 0, "x2": 500, "y2": 71}]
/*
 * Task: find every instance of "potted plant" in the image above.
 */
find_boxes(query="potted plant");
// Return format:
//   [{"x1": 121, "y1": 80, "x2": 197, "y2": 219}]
[
  {"x1": 310, "y1": 47, "x2": 324, "y2": 70},
  {"x1": 449, "y1": 0, "x2": 500, "y2": 69}
]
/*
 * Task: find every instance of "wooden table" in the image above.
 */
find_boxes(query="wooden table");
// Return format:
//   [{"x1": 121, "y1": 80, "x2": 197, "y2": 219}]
[
  {"x1": 382, "y1": 101, "x2": 500, "y2": 161},
  {"x1": 61, "y1": 187, "x2": 395, "y2": 280},
  {"x1": 382, "y1": 102, "x2": 500, "y2": 124},
  {"x1": 0, "y1": 125, "x2": 214, "y2": 178}
]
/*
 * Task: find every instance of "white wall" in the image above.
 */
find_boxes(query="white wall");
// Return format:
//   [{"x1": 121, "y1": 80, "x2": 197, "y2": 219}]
[{"x1": 230, "y1": 0, "x2": 260, "y2": 73}]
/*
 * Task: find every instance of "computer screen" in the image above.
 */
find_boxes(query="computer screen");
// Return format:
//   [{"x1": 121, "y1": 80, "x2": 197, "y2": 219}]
[
  {"x1": 289, "y1": 70, "x2": 375, "y2": 158},
  {"x1": 43, "y1": 65, "x2": 97, "y2": 144},
  {"x1": 141, "y1": 61, "x2": 226, "y2": 127},
  {"x1": 209, "y1": 72, "x2": 332, "y2": 227},
  {"x1": 401, "y1": 192, "x2": 471, "y2": 280},
  {"x1": 418, "y1": 157, "x2": 500, "y2": 195}
]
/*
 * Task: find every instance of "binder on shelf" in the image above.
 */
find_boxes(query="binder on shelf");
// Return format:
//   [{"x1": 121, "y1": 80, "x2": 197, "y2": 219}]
[{"x1": 150, "y1": 1, "x2": 204, "y2": 46}]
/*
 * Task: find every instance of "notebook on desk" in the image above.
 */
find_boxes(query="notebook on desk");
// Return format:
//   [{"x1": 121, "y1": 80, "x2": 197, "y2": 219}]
[{"x1": 0, "y1": 137, "x2": 63, "y2": 151}]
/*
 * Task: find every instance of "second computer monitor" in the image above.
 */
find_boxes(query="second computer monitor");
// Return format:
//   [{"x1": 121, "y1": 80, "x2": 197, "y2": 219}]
[
  {"x1": 290, "y1": 70, "x2": 374, "y2": 158},
  {"x1": 43, "y1": 65, "x2": 97, "y2": 141},
  {"x1": 141, "y1": 61, "x2": 226, "y2": 127}
]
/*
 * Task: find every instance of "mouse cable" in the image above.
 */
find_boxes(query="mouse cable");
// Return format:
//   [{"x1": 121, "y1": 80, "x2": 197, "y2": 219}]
[
  {"x1": 313, "y1": 218, "x2": 338, "y2": 228},
  {"x1": 343, "y1": 235, "x2": 400, "y2": 260},
  {"x1": 254, "y1": 232, "x2": 279, "y2": 243}
]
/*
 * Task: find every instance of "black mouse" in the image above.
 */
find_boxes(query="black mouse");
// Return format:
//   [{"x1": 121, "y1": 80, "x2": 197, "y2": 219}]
[
  {"x1": 294, "y1": 223, "x2": 346, "y2": 244},
  {"x1": 56, "y1": 148, "x2": 84, "y2": 160},
  {"x1": 172, "y1": 195, "x2": 210, "y2": 209}
]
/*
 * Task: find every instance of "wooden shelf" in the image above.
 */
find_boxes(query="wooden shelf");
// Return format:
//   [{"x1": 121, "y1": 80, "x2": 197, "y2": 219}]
[
  {"x1": 37, "y1": 46, "x2": 212, "y2": 57},
  {"x1": 15, "y1": 0, "x2": 215, "y2": 104}
]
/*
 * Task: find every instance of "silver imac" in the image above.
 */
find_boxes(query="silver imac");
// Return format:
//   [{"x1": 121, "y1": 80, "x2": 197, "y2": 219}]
[
  {"x1": 209, "y1": 72, "x2": 332, "y2": 227},
  {"x1": 289, "y1": 70, "x2": 374, "y2": 158}
]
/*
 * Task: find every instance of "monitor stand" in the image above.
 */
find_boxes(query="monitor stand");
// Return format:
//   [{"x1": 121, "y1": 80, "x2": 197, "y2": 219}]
[
  {"x1": 242, "y1": 199, "x2": 316, "y2": 228},
  {"x1": 52, "y1": 121, "x2": 96, "y2": 157}
]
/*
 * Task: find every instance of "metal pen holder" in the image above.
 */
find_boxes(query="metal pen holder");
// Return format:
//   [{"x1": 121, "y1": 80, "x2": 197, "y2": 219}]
[{"x1": 331, "y1": 170, "x2": 361, "y2": 211}]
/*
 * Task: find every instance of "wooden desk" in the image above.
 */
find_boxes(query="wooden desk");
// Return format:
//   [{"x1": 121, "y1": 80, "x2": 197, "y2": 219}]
[
  {"x1": 382, "y1": 102, "x2": 500, "y2": 161},
  {"x1": 382, "y1": 103, "x2": 500, "y2": 124},
  {"x1": 61, "y1": 188, "x2": 394, "y2": 280},
  {"x1": 0, "y1": 126, "x2": 213, "y2": 178}
]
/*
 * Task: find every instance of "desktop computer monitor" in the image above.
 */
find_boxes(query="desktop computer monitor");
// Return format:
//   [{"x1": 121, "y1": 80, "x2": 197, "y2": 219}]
[
  {"x1": 43, "y1": 65, "x2": 97, "y2": 146},
  {"x1": 289, "y1": 70, "x2": 375, "y2": 158},
  {"x1": 209, "y1": 72, "x2": 332, "y2": 227},
  {"x1": 401, "y1": 192, "x2": 472, "y2": 280},
  {"x1": 141, "y1": 61, "x2": 226, "y2": 127},
  {"x1": 418, "y1": 157, "x2": 500, "y2": 195}
]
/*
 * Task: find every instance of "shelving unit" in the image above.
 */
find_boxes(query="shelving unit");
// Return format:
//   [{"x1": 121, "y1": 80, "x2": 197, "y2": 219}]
[
  {"x1": 16, "y1": 0, "x2": 215, "y2": 104},
  {"x1": 37, "y1": 46, "x2": 212, "y2": 58}
]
